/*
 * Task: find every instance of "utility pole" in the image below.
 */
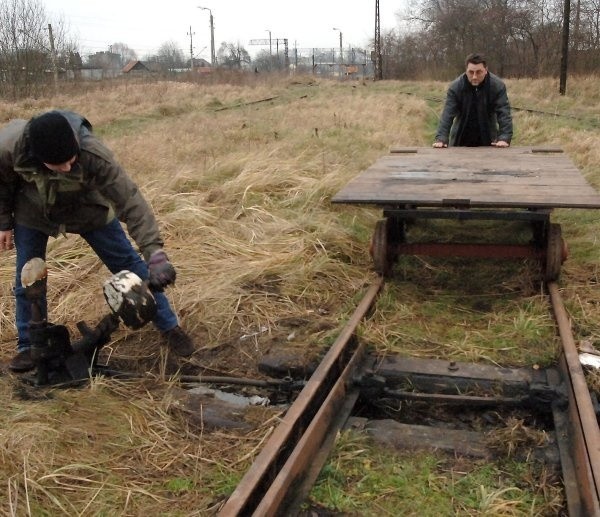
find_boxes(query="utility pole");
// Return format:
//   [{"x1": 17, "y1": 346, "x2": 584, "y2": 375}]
[
  {"x1": 188, "y1": 26, "x2": 195, "y2": 71},
  {"x1": 294, "y1": 41, "x2": 298, "y2": 71},
  {"x1": 198, "y1": 7, "x2": 215, "y2": 66},
  {"x1": 559, "y1": 0, "x2": 571, "y2": 94},
  {"x1": 267, "y1": 30, "x2": 272, "y2": 56},
  {"x1": 283, "y1": 38, "x2": 289, "y2": 70},
  {"x1": 374, "y1": 0, "x2": 383, "y2": 80},
  {"x1": 47, "y1": 24, "x2": 59, "y2": 94},
  {"x1": 333, "y1": 28, "x2": 343, "y2": 78}
]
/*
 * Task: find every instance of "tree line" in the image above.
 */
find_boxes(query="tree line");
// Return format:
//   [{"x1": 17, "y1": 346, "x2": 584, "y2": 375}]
[
  {"x1": 382, "y1": 0, "x2": 599, "y2": 79},
  {"x1": 0, "y1": 0, "x2": 262, "y2": 97},
  {"x1": 0, "y1": 0, "x2": 597, "y2": 99}
]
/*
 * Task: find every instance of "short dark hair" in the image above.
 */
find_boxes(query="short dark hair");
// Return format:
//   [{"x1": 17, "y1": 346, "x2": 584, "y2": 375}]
[{"x1": 465, "y1": 53, "x2": 487, "y2": 68}]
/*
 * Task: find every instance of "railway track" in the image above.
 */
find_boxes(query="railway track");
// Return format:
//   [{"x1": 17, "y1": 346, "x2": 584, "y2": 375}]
[
  {"x1": 214, "y1": 147, "x2": 600, "y2": 515},
  {"x1": 217, "y1": 276, "x2": 600, "y2": 516}
]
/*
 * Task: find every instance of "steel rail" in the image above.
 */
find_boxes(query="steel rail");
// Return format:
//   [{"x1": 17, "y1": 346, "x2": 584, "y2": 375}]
[
  {"x1": 548, "y1": 281, "x2": 600, "y2": 515},
  {"x1": 218, "y1": 277, "x2": 384, "y2": 516},
  {"x1": 215, "y1": 276, "x2": 600, "y2": 515}
]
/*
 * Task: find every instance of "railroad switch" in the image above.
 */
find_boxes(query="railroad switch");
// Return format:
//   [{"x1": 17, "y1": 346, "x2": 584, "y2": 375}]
[
  {"x1": 353, "y1": 371, "x2": 387, "y2": 398},
  {"x1": 529, "y1": 381, "x2": 568, "y2": 409}
]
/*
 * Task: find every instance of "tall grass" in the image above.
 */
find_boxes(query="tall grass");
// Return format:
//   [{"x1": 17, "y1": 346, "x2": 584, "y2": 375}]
[{"x1": 0, "y1": 75, "x2": 598, "y2": 513}]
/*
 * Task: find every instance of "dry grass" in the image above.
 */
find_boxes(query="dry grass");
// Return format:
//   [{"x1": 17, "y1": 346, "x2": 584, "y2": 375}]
[
  {"x1": 0, "y1": 74, "x2": 598, "y2": 514},
  {"x1": 486, "y1": 417, "x2": 550, "y2": 458}
]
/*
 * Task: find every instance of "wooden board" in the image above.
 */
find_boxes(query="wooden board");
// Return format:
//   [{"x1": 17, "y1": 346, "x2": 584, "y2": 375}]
[{"x1": 332, "y1": 147, "x2": 600, "y2": 209}]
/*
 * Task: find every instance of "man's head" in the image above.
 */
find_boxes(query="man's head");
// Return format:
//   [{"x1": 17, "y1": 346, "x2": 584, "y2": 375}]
[
  {"x1": 464, "y1": 53, "x2": 488, "y2": 86},
  {"x1": 28, "y1": 111, "x2": 79, "y2": 171}
]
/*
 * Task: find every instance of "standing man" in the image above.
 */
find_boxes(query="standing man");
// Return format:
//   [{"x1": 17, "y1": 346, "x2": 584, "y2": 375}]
[
  {"x1": 0, "y1": 110, "x2": 196, "y2": 372},
  {"x1": 433, "y1": 53, "x2": 513, "y2": 148}
]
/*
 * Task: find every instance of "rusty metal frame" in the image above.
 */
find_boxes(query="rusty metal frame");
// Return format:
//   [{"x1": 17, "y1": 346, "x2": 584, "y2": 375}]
[
  {"x1": 548, "y1": 282, "x2": 600, "y2": 515},
  {"x1": 394, "y1": 242, "x2": 544, "y2": 260},
  {"x1": 215, "y1": 276, "x2": 600, "y2": 516},
  {"x1": 218, "y1": 277, "x2": 384, "y2": 516},
  {"x1": 383, "y1": 207, "x2": 552, "y2": 222}
]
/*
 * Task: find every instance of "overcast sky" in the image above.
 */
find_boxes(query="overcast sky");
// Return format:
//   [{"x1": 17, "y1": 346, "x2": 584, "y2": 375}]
[{"x1": 42, "y1": 1, "x2": 403, "y2": 60}]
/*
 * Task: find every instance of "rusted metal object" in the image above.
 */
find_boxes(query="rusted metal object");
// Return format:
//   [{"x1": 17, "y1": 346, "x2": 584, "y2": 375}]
[
  {"x1": 334, "y1": 147, "x2": 597, "y2": 281},
  {"x1": 374, "y1": 356, "x2": 548, "y2": 398},
  {"x1": 218, "y1": 278, "x2": 383, "y2": 516},
  {"x1": 367, "y1": 207, "x2": 568, "y2": 280},
  {"x1": 215, "y1": 260, "x2": 600, "y2": 515},
  {"x1": 548, "y1": 282, "x2": 600, "y2": 515},
  {"x1": 545, "y1": 223, "x2": 569, "y2": 281},
  {"x1": 395, "y1": 242, "x2": 544, "y2": 259}
]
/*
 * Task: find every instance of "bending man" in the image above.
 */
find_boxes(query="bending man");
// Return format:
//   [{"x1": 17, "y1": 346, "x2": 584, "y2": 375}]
[{"x1": 0, "y1": 110, "x2": 196, "y2": 372}]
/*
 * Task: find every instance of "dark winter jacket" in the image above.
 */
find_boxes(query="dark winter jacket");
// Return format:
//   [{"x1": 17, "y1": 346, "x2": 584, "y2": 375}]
[
  {"x1": 0, "y1": 110, "x2": 163, "y2": 260},
  {"x1": 435, "y1": 72, "x2": 513, "y2": 147}
]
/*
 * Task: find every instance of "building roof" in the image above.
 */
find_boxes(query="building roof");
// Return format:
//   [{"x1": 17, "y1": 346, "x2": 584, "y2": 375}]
[{"x1": 122, "y1": 60, "x2": 150, "y2": 73}]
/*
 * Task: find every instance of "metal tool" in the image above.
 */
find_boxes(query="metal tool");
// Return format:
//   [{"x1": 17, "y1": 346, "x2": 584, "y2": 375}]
[{"x1": 22, "y1": 259, "x2": 157, "y2": 386}]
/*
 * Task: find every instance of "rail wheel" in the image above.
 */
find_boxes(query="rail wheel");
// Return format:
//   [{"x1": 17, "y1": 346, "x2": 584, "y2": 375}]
[
  {"x1": 370, "y1": 218, "x2": 404, "y2": 277},
  {"x1": 371, "y1": 219, "x2": 393, "y2": 276},
  {"x1": 545, "y1": 223, "x2": 568, "y2": 281}
]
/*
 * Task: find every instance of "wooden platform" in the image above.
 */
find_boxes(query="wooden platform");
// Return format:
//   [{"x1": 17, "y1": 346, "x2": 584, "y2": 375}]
[{"x1": 332, "y1": 147, "x2": 600, "y2": 209}]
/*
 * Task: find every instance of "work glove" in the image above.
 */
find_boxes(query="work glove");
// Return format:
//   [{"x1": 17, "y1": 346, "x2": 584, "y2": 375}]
[{"x1": 147, "y1": 250, "x2": 176, "y2": 291}]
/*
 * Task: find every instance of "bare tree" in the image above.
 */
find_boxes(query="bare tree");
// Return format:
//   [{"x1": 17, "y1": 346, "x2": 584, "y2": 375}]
[
  {"x1": 253, "y1": 49, "x2": 272, "y2": 72},
  {"x1": 0, "y1": 0, "x2": 48, "y2": 97},
  {"x1": 55, "y1": 26, "x2": 80, "y2": 75},
  {"x1": 389, "y1": 0, "x2": 578, "y2": 78},
  {"x1": 111, "y1": 42, "x2": 137, "y2": 67},
  {"x1": 573, "y1": 0, "x2": 600, "y2": 69},
  {"x1": 149, "y1": 40, "x2": 185, "y2": 72},
  {"x1": 0, "y1": 0, "x2": 78, "y2": 98},
  {"x1": 253, "y1": 48, "x2": 292, "y2": 72},
  {"x1": 217, "y1": 41, "x2": 251, "y2": 69}
]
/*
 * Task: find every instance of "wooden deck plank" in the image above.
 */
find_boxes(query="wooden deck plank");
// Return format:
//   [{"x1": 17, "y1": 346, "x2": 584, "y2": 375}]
[{"x1": 332, "y1": 147, "x2": 600, "y2": 209}]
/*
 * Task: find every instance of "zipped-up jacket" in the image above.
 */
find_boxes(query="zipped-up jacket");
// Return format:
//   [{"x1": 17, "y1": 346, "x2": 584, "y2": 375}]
[{"x1": 0, "y1": 111, "x2": 163, "y2": 260}]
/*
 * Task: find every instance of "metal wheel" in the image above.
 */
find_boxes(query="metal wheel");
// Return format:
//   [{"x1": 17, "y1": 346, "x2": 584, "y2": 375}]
[
  {"x1": 371, "y1": 219, "x2": 393, "y2": 277},
  {"x1": 530, "y1": 220, "x2": 547, "y2": 248},
  {"x1": 545, "y1": 223, "x2": 568, "y2": 281}
]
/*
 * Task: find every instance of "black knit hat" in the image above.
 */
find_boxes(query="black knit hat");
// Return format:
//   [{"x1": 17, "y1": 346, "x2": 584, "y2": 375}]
[{"x1": 28, "y1": 111, "x2": 79, "y2": 165}]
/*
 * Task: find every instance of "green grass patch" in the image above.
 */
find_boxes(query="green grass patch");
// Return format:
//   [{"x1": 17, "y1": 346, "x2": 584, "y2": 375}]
[{"x1": 309, "y1": 431, "x2": 563, "y2": 515}]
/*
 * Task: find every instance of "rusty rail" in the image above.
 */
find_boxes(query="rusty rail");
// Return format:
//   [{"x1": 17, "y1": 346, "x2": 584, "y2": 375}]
[
  {"x1": 548, "y1": 282, "x2": 600, "y2": 516},
  {"x1": 216, "y1": 276, "x2": 600, "y2": 515},
  {"x1": 218, "y1": 277, "x2": 384, "y2": 516}
]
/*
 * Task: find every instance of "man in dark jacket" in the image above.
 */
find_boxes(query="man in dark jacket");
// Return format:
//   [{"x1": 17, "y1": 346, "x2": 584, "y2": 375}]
[
  {"x1": 0, "y1": 110, "x2": 196, "y2": 372},
  {"x1": 433, "y1": 53, "x2": 513, "y2": 148}
]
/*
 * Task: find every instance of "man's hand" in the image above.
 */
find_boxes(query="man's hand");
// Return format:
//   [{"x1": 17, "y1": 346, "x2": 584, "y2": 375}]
[
  {"x1": 147, "y1": 250, "x2": 176, "y2": 291},
  {"x1": 0, "y1": 230, "x2": 13, "y2": 252},
  {"x1": 432, "y1": 141, "x2": 448, "y2": 148},
  {"x1": 491, "y1": 140, "x2": 510, "y2": 147}
]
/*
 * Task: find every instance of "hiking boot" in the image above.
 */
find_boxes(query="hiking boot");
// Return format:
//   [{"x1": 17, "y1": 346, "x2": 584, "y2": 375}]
[
  {"x1": 162, "y1": 326, "x2": 196, "y2": 357},
  {"x1": 9, "y1": 349, "x2": 35, "y2": 372}
]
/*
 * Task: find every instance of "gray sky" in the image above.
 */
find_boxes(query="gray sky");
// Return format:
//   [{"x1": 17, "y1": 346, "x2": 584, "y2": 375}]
[{"x1": 42, "y1": 1, "x2": 403, "y2": 59}]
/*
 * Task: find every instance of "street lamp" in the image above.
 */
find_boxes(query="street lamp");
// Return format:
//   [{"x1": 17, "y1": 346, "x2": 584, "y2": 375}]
[
  {"x1": 266, "y1": 29, "x2": 272, "y2": 56},
  {"x1": 198, "y1": 6, "x2": 215, "y2": 67},
  {"x1": 333, "y1": 27, "x2": 343, "y2": 77}
]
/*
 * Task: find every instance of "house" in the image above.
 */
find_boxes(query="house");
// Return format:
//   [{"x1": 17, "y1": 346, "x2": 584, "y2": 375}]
[
  {"x1": 122, "y1": 60, "x2": 151, "y2": 74},
  {"x1": 185, "y1": 58, "x2": 213, "y2": 73}
]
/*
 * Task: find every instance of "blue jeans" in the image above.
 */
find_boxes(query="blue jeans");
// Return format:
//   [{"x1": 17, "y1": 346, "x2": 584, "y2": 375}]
[{"x1": 14, "y1": 220, "x2": 178, "y2": 352}]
